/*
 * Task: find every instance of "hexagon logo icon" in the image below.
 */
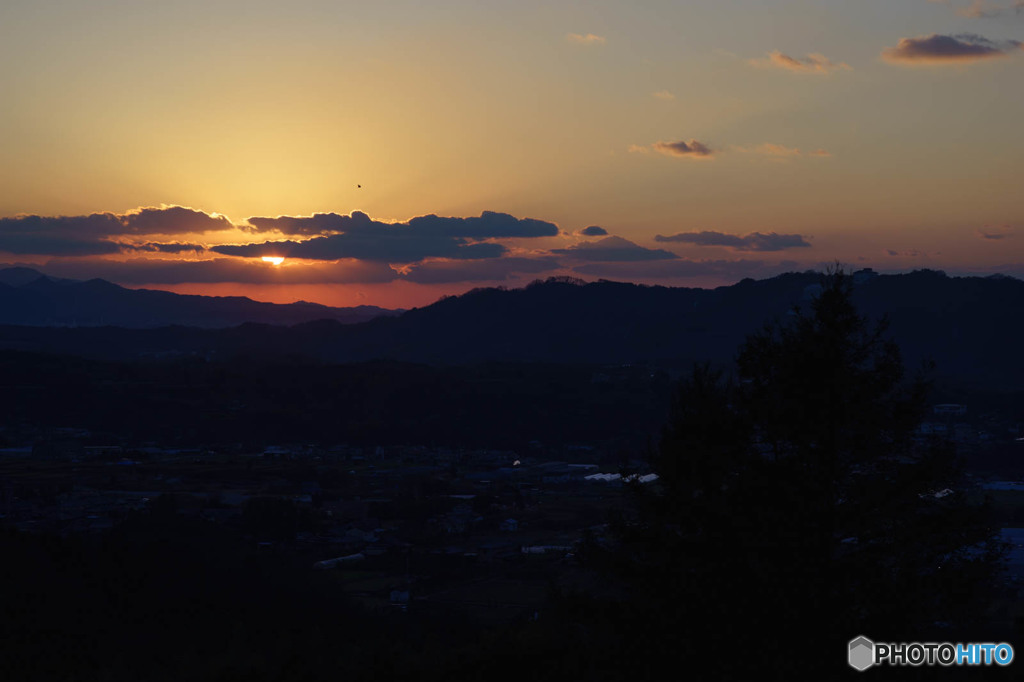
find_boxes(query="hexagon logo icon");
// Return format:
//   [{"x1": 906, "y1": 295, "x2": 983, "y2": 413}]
[{"x1": 849, "y1": 636, "x2": 875, "y2": 671}]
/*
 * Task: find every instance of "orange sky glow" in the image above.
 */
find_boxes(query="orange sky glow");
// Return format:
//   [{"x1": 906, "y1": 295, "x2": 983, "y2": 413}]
[{"x1": 1, "y1": 1, "x2": 1021, "y2": 308}]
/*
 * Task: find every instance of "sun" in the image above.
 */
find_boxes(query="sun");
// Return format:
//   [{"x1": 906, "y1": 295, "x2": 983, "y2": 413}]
[{"x1": 261, "y1": 256, "x2": 285, "y2": 266}]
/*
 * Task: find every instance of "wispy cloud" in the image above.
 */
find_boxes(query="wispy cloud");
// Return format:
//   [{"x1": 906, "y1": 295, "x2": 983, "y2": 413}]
[
  {"x1": 655, "y1": 231, "x2": 812, "y2": 252},
  {"x1": 885, "y1": 249, "x2": 931, "y2": 257},
  {"x1": 749, "y1": 51, "x2": 851, "y2": 74},
  {"x1": 636, "y1": 140, "x2": 828, "y2": 160},
  {"x1": 931, "y1": 0, "x2": 1024, "y2": 18},
  {"x1": 652, "y1": 90, "x2": 676, "y2": 101},
  {"x1": 754, "y1": 143, "x2": 803, "y2": 157},
  {"x1": 553, "y1": 236, "x2": 679, "y2": 262},
  {"x1": 634, "y1": 139, "x2": 714, "y2": 159},
  {"x1": 976, "y1": 225, "x2": 1015, "y2": 240},
  {"x1": 882, "y1": 33, "x2": 1022, "y2": 65},
  {"x1": 566, "y1": 33, "x2": 606, "y2": 46},
  {"x1": 400, "y1": 257, "x2": 560, "y2": 284},
  {"x1": 129, "y1": 242, "x2": 207, "y2": 254},
  {"x1": 958, "y1": 0, "x2": 1003, "y2": 17}
]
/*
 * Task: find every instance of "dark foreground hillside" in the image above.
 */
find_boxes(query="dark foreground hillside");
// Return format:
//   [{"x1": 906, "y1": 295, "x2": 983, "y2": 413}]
[{"x1": 0, "y1": 353, "x2": 673, "y2": 452}]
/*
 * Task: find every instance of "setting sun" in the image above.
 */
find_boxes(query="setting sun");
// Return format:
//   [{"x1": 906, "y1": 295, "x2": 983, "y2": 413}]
[{"x1": 261, "y1": 256, "x2": 285, "y2": 266}]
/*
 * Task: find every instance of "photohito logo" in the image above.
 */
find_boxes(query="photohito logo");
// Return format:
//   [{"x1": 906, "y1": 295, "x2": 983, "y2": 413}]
[{"x1": 848, "y1": 636, "x2": 1014, "y2": 670}]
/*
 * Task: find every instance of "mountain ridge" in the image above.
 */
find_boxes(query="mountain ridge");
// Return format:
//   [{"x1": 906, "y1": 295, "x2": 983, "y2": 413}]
[
  {"x1": 0, "y1": 267, "x2": 401, "y2": 328},
  {"x1": 0, "y1": 268, "x2": 1020, "y2": 391}
]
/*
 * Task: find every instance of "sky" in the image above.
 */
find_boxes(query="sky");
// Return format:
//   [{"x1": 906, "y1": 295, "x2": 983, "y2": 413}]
[{"x1": 1, "y1": 0, "x2": 1022, "y2": 308}]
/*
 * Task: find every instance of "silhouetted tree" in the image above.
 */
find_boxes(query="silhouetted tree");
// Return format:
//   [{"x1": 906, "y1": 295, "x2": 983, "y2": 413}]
[{"x1": 607, "y1": 268, "x2": 1005, "y2": 679}]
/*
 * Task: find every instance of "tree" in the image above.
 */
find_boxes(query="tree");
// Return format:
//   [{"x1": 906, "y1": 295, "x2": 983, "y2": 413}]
[{"x1": 605, "y1": 268, "x2": 1005, "y2": 678}]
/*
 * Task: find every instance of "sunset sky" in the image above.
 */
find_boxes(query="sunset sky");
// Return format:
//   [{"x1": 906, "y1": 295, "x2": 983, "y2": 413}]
[{"x1": 2, "y1": 0, "x2": 1022, "y2": 308}]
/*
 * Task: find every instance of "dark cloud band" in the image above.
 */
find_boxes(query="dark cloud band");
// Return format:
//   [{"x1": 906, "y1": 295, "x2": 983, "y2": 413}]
[
  {"x1": 655, "y1": 231, "x2": 811, "y2": 252},
  {"x1": 882, "y1": 33, "x2": 1022, "y2": 64},
  {"x1": 246, "y1": 210, "x2": 559, "y2": 239},
  {"x1": 212, "y1": 235, "x2": 507, "y2": 262},
  {"x1": 0, "y1": 206, "x2": 232, "y2": 257},
  {"x1": 217, "y1": 211, "x2": 558, "y2": 263},
  {"x1": 554, "y1": 236, "x2": 679, "y2": 262},
  {"x1": 651, "y1": 139, "x2": 714, "y2": 158}
]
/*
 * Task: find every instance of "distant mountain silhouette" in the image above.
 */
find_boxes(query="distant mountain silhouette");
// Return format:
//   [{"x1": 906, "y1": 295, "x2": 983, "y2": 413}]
[
  {"x1": 0, "y1": 268, "x2": 1021, "y2": 389},
  {"x1": 0, "y1": 268, "x2": 400, "y2": 328},
  {"x1": 0, "y1": 266, "x2": 79, "y2": 287}
]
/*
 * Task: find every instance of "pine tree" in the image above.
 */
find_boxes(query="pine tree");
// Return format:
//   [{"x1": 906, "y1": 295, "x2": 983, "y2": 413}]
[{"x1": 612, "y1": 268, "x2": 1005, "y2": 678}]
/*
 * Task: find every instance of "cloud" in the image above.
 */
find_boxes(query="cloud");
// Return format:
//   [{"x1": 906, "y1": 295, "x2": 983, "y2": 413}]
[
  {"x1": 40, "y1": 257, "x2": 399, "y2": 285},
  {"x1": 1, "y1": 207, "x2": 569, "y2": 284},
  {"x1": 652, "y1": 90, "x2": 676, "y2": 100},
  {"x1": 976, "y1": 226, "x2": 1014, "y2": 240},
  {"x1": 247, "y1": 210, "x2": 558, "y2": 239},
  {"x1": 932, "y1": 0, "x2": 1022, "y2": 17},
  {"x1": 566, "y1": 33, "x2": 606, "y2": 46},
  {"x1": 809, "y1": 149, "x2": 832, "y2": 157},
  {"x1": 403, "y1": 211, "x2": 560, "y2": 239},
  {"x1": 129, "y1": 242, "x2": 207, "y2": 254},
  {"x1": 213, "y1": 237, "x2": 505, "y2": 262},
  {"x1": 882, "y1": 33, "x2": 1022, "y2": 65},
  {"x1": 0, "y1": 230, "x2": 123, "y2": 257},
  {"x1": 119, "y1": 206, "x2": 234, "y2": 235},
  {"x1": 399, "y1": 257, "x2": 561, "y2": 284},
  {"x1": 749, "y1": 51, "x2": 851, "y2": 74},
  {"x1": 647, "y1": 139, "x2": 714, "y2": 158},
  {"x1": 754, "y1": 143, "x2": 803, "y2": 157},
  {"x1": 885, "y1": 249, "x2": 935, "y2": 257},
  {"x1": 958, "y1": 0, "x2": 1002, "y2": 17},
  {"x1": 580, "y1": 226, "x2": 609, "y2": 237},
  {"x1": 553, "y1": 236, "x2": 679, "y2": 262},
  {"x1": 246, "y1": 212, "x2": 357, "y2": 236},
  {"x1": 215, "y1": 211, "x2": 557, "y2": 263},
  {"x1": 655, "y1": 231, "x2": 812, "y2": 252},
  {"x1": 0, "y1": 206, "x2": 233, "y2": 257}
]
